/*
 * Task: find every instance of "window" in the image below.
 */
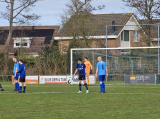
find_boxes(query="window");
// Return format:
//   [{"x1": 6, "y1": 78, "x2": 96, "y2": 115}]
[
  {"x1": 133, "y1": 31, "x2": 139, "y2": 42},
  {"x1": 21, "y1": 40, "x2": 28, "y2": 46},
  {"x1": 16, "y1": 43, "x2": 20, "y2": 46},
  {"x1": 121, "y1": 30, "x2": 129, "y2": 41},
  {"x1": 22, "y1": 42, "x2": 28, "y2": 46},
  {"x1": 13, "y1": 37, "x2": 32, "y2": 48}
]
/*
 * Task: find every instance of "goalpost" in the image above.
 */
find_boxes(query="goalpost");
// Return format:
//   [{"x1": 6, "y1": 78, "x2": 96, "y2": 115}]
[{"x1": 70, "y1": 47, "x2": 160, "y2": 84}]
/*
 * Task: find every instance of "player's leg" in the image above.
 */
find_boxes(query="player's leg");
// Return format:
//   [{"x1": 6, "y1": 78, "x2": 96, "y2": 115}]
[
  {"x1": 18, "y1": 77, "x2": 23, "y2": 93},
  {"x1": 86, "y1": 73, "x2": 90, "y2": 86},
  {"x1": 23, "y1": 81, "x2": 26, "y2": 93},
  {"x1": 0, "y1": 84, "x2": 4, "y2": 91},
  {"x1": 14, "y1": 73, "x2": 19, "y2": 91},
  {"x1": 83, "y1": 75, "x2": 89, "y2": 93},
  {"x1": 99, "y1": 75, "x2": 103, "y2": 93},
  {"x1": 78, "y1": 77, "x2": 82, "y2": 93},
  {"x1": 14, "y1": 80, "x2": 18, "y2": 91},
  {"x1": 13, "y1": 73, "x2": 17, "y2": 91},
  {"x1": 18, "y1": 82, "x2": 22, "y2": 93},
  {"x1": 102, "y1": 75, "x2": 105, "y2": 93},
  {"x1": 16, "y1": 73, "x2": 19, "y2": 91}
]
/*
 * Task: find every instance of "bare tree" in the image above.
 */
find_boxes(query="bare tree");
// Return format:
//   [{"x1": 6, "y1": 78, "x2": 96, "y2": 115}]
[
  {"x1": 0, "y1": 0, "x2": 40, "y2": 80},
  {"x1": 0, "y1": 0, "x2": 40, "y2": 54},
  {"x1": 59, "y1": 0, "x2": 105, "y2": 74},
  {"x1": 122, "y1": 0, "x2": 160, "y2": 46},
  {"x1": 60, "y1": 0, "x2": 105, "y2": 49}
]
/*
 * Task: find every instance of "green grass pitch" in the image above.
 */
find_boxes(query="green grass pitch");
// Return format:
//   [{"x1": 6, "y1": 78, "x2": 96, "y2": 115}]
[{"x1": 0, "y1": 81, "x2": 160, "y2": 119}]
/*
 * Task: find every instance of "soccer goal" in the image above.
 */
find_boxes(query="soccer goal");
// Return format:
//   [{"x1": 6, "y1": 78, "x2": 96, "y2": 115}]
[{"x1": 70, "y1": 47, "x2": 160, "y2": 84}]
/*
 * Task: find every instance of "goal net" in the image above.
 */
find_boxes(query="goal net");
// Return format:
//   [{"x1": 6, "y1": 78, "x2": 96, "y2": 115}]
[{"x1": 70, "y1": 47, "x2": 160, "y2": 84}]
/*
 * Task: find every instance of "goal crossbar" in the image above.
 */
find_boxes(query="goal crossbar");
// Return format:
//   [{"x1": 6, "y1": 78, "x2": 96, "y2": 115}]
[{"x1": 71, "y1": 46, "x2": 160, "y2": 51}]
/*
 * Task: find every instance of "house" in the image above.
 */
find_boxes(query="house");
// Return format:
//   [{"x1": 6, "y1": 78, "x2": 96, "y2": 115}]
[
  {"x1": 0, "y1": 25, "x2": 59, "y2": 57},
  {"x1": 54, "y1": 13, "x2": 149, "y2": 55}
]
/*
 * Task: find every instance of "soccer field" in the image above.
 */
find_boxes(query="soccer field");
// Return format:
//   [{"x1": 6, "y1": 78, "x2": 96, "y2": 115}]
[{"x1": 0, "y1": 82, "x2": 160, "y2": 119}]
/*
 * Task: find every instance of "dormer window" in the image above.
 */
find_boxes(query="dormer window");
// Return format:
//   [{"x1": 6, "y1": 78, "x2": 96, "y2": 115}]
[{"x1": 13, "y1": 37, "x2": 32, "y2": 48}]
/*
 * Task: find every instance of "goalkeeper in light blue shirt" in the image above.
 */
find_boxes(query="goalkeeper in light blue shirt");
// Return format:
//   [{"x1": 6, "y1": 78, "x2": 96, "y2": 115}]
[
  {"x1": 13, "y1": 56, "x2": 19, "y2": 91},
  {"x1": 96, "y1": 56, "x2": 108, "y2": 93}
]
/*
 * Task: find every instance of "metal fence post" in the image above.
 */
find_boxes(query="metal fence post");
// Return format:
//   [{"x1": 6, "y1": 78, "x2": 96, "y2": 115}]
[
  {"x1": 131, "y1": 60, "x2": 133, "y2": 75},
  {"x1": 92, "y1": 50, "x2": 94, "y2": 74},
  {"x1": 106, "y1": 26, "x2": 108, "y2": 81},
  {"x1": 158, "y1": 24, "x2": 160, "y2": 74}
]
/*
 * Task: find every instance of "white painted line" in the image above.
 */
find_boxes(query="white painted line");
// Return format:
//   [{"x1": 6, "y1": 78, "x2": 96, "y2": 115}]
[{"x1": 1, "y1": 92, "x2": 160, "y2": 96}]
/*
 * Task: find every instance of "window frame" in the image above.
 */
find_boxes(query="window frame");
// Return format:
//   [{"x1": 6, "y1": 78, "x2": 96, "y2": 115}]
[
  {"x1": 13, "y1": 37, "x2": 32, "y2": 48},
  {"x1": 121, "y1": 30, "x2": 130, "y2": 42}
]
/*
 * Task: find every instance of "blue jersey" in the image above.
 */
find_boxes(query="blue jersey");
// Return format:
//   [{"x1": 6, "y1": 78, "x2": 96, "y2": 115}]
[
  {"x1": 96, "y1": 61, "x2": 107, "y2": 75},
  {"x1": 13, "y1": 61, "x2": 19, "y2": 74},
  {"x1": 77, "y1": 63, "x2": 86, "y2": 76},
  {"x1": 19, "y1": 64, "x2": 26, "y2": 78}
]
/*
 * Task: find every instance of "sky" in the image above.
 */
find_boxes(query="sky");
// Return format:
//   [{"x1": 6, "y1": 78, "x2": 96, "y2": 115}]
[{"x1": 0, "y1": 0, "x2": 133, "y2": 26}]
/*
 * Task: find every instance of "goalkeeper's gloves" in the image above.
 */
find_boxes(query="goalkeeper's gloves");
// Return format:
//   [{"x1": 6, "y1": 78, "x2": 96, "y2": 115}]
[{"x1": 90, "y1": 70, "x2": 93, "y2": 74}]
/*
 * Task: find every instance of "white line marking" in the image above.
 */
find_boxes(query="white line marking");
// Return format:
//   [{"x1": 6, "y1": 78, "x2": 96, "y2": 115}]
[{"x1": 1, "y1": 92, "x2": 160, "y2": 95}]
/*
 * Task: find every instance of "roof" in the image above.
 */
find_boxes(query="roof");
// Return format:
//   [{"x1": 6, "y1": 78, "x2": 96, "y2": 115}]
[
  {"x1": 0, "y1": 25, "x2": 60, "y2": 53},
  {"x1": 57, "y1": 13, "x2": 134, "y2": 37}
]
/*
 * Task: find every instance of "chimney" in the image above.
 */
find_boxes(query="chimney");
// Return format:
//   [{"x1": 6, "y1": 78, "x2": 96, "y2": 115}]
[
  {"x1": 32, "y1": 26, "x2": 34, "y2": 31},
  {"x1": 110, "y1": 21, "x2": 115, "y2": 35}
]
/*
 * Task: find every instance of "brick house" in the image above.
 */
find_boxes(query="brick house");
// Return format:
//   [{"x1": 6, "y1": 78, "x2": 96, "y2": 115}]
[
  {"x1": 0, "y1": 25, "x2": 59, "y2": 57},
  {"x1": 54, "y1": 13, "x2": 149, "y2": 55}
]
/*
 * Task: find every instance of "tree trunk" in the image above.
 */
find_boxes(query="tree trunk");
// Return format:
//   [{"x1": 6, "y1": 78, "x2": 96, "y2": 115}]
[
  {"x1": 5, "y1": 0, "x2": 14, "y2": 56},
  {"x1": 3, "y1": 0, "x2": 14, "y2": 80}
]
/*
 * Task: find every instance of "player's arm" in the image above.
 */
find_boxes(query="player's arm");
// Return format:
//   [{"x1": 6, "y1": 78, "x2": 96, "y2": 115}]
[
  {"x1": 14, "y1": 67, "x2": 18, "y2": 77},
  {"x1": 17, "y1": 70, "x2": 21, "y2": 73},
  {"x1": 96, "y1": 63, "x2": 99, "y2": 78},
  {"x1": 106, "y1": 67, "x2": 108, "y2": 77},
  {"x1": 73, "y1": 69, "x2": 78, "y2": 76},
  {"x1": 84, "y1": 64, "x2": 87, "y2": 74},
  {"x1": 85, "y1": 67, "x2": 88, "y2": 76},
  {"x1": 96, "y1": 68, "x2": 98, "y2": 78},
  {"x1": 17, "y1": 66, "x2": 21, "y2": 73}
]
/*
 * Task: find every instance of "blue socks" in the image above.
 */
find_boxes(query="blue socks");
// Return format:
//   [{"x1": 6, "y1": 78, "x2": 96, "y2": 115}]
[
  {"x1": 15, "y1": 82, "x2": 19, "y2": 90},
  {"x1": 19, "y1": 86, "x2": 26, "y2": 92},
  {"x1": 23, "y1": 86, "x2": 26, "y2": 92},
  {"x1": 84, "y1": 83, "x2": 88, "y2": 90},
  {"x1": 79, "y1": 83, "x2": 88, "y2": 91},
  {"x1": 100, "y1": 84, "x2": 103, "y2": 92},
  {"x1": 19, "y1": 86, "x2": 22, "y2": 92},
  {"x1": 79, "y1": 84, "x2": 81, "y2": 91},
  {"x1": 17, "y1": 83, "x2": 19, "y2": 90},
  {"x1": 100, "y1": 83, "x2": 105, "y2": 92},
  {"x1": 15, "y1": 83, "x2": 17, "y2": 90},
  {"x1": 102, "y1": 82, "x2": 105, "y2": 92}
]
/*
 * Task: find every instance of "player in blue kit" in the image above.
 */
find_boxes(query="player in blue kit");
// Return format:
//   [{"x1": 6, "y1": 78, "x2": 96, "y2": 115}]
[
  {"x1": 0, "y1": 84, "x2": 4, "y2": 91},
  {"x1": 17, "y1": 59, "x2": 26, "y2": 93},
  {"x1": 73, "y1": 58, "x2": 89, "y2": 93},
  {"x1": 13, "y1": 56, "x2": 19, "y2": 91},
  {"x1": 96, "y1": 56, "x2": 108, "y2": 93}
]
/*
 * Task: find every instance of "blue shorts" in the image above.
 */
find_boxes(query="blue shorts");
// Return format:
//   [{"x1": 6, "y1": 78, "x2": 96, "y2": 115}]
[
  {"x1": 99, "y1": 75, "x2": 105, "y2": 82},
  {"x1": 14, "y1": 73, "x2": 19, "y2": 80}
]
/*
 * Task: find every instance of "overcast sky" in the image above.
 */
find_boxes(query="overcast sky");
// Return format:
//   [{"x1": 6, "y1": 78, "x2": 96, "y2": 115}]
[{"x1": 0, "y1": 0, "x2": 133, "y2": 26}]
